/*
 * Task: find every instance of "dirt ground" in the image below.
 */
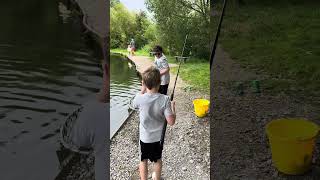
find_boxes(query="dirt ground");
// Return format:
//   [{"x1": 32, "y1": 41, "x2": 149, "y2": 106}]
[{"x1": 210, "y1": 47, "x2": 320, "y2": 179}]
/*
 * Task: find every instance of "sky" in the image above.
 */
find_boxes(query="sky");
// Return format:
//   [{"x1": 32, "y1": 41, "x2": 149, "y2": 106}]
[
  {"x1": 119, "y1": 0, "x2": 154, "y2": 20},
  {"x1": 119, "y1": 0, "x2": 147, "y2": 12}
]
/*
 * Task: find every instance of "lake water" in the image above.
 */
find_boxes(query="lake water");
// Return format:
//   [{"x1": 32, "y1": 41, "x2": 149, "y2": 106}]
[
  {"x1": 110, "y1": 54, "x2": 140, "y2": 138},
  {"x1": 0, "y1": 1, "x2": 102, "y2": 179}
]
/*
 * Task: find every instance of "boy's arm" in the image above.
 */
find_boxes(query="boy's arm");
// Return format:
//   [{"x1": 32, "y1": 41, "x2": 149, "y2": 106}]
[
  {"x1": 165, "y1": 100, "x2": 176, "y2": 126},
  {"x1": 159, "y1": 58, "x2": 170, "y2": 75},
  {"x1": 132, "y1": 93, "x2": 140, "y2": 109},
  {"x1": 160, "y1": 67, "x2": 170, "y2": 75},
  {"x1": 131, "y1": 81, "x2": 145, "y2": 109}
]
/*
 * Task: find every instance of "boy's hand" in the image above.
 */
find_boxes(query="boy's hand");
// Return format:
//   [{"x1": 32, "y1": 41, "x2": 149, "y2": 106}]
[
  {"x1": 166, "y1": 101, "x2": 176, "y2": 126},
  {"x1": 171, "y1": 101, "x2": 176, "y2": 114}
]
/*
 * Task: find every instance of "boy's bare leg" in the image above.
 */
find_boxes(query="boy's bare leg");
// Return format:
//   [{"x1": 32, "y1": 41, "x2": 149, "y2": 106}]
[
  {"x1": 153, "y1": 159, "x2": 162, "y2": 180},
  {"x1": 139, "y1": 160, "x2": 148, "y2": 180}
]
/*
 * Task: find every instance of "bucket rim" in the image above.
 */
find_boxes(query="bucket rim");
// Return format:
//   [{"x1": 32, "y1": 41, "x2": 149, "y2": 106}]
[
  {"x1": 193, "y1": 98, "x2": 210, "y2": 104},
  {"x1": 266, "y1": 118, "x2": 320, "y2": 142}
]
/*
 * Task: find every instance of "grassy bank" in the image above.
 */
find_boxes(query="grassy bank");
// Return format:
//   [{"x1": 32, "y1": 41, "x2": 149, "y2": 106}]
[
  {"x1": 111, "y1": 48, "x2": 150, "y2": 56},
  {"x1": 215, "y1": 0, "x2": 320, "y2": 97},
  {"x1": 111, "y1": 48, "x2": 210, "y2": 93},
  {"x1": 170, "y1": 57, "x2": 209, "y2": 93}
]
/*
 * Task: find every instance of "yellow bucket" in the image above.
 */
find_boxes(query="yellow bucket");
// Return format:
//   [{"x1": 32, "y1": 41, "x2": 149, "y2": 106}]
[
  {"x1": 266, "y1": 118, "x2": 319, "y2": 175},
  {"x1": 192, "y1": 99, "x2": 210, "y2": 118}
]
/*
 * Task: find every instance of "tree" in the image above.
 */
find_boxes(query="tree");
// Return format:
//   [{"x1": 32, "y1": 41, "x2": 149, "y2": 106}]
[
  {"x1": 145, "y1": 0, "x2": 211, "y2": 59},
  {"x1": 144, "y1": 23, "x2": 157, "y2": 45},
  {"x1": 110, "y1": 0, "x2": 120, "y2": 7},
  {"x1": 111, "y1": 2, "x2": 155, "y2": 50},
  {"x1": 110, "y1": 3, "x2": 136, "y2": 48},
  {"x1": 133, "y1": 11, "x2": 150, "y2": 49}
]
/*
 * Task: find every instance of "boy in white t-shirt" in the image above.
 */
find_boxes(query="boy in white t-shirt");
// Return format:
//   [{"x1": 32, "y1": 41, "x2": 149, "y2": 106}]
[
  {"x1": 153, "y1": 45, "x2": 170, "y2": 95},
  {"x1": 132, "y1": 67, "x2": 176, "y2": 180}
]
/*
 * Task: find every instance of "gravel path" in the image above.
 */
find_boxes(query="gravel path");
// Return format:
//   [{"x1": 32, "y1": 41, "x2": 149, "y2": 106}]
[
  {"x1": 55, "y1": 153, "x2": 94, "y2": 180},
  {"x1": 211, "y1": 46, "x2": 320, "y2": 179},
  {"x1": 110, "y1": 56, "x2": 210, "y2": 179}
]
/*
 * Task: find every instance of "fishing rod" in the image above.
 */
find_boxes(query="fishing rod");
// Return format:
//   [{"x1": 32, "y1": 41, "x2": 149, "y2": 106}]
[
  {"x1": 160, "y1": 34, "x2": 188, "y2": 147},
  {"x1": 210, "y1": 0, "x2": 227, "y2": 69}
]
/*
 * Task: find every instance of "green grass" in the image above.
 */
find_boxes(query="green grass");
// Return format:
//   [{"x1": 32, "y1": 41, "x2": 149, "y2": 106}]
[
  {"x1": 111, "y1": 48, "x2": 150, "y2": 56},
  {"x1": 215, "y1": 1, "x2": 320, "y2": 96},
  {"x1": 171, "y1": 58, "x2": 210, "y2": 93}
]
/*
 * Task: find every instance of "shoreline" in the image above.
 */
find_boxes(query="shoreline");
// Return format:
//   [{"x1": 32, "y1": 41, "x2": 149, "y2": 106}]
[{"x1": 109, "y1": 53, "x2": 139, "y2": 140}]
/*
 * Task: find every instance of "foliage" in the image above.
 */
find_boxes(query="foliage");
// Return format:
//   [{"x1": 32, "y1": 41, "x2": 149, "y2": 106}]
[
  {"x1": 110, "y1": 3, "x2": 135, "y2": 48},
  {"x1": 111, "y1": 0, "x2": 212, "y2": 60},
  {"x1": 215, "y1": 0, "x2": 320, "y2": 96},
  {"x1": 133, "y1": 11, "x2": 151, "y2": 49},
  {"x1": 110, "y1": 0, "x2": 120, "y2": 7},
  {"x1": 143, "y1": 23, "x2": 159, "y2": 49},
  {"x1": 145, "y1": 0, "x2": 211, "y2": 59},
  {"x1": 110, "y1": 1, "x2": 155, "y2": 49}
]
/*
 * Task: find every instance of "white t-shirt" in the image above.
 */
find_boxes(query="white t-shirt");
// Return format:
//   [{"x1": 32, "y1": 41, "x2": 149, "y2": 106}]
[
  {"x1": 154, "y1": 54, "x2": 170, "y2": 85},
  {"x1": 132, "y1": 92, "x2": 173, "y2": 143}
]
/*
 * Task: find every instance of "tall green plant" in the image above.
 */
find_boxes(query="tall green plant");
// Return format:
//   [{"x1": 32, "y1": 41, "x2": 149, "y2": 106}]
[
  {"x1": 145, "y1": 0, "x2": 211, "y2": 59},
  {"x1": 110, "y1": 2, "x2": 155, "y2": 50}
]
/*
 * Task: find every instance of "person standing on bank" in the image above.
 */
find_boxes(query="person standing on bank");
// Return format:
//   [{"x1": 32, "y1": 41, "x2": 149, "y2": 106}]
[
  {"x1": 130, "y1": 38, "x2": 136, "y2": 56},
  {"x1": 153, "y1": 45, "x2": 170, "y2": 95}
]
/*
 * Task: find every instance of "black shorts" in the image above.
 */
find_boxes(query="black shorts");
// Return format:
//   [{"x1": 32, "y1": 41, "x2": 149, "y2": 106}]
[
  {"x1": 140, "y1": 140, "x2": 163, "y2": 162},
  {"x1": 158, "y1": 84, "x2": 169, "y2": 95}
]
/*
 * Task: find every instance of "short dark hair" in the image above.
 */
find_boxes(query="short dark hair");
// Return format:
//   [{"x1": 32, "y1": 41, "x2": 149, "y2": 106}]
[
  {"x1": 142, "y1": 67, "x2": 161, "y2": 90},
  {"x1": 153, "y1": 45, "x2": 163, "y2": 53}
]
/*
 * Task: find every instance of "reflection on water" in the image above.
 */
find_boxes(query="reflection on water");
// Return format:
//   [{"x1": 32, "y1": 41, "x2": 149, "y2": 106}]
[
  {"x1": 110, "y1": 54, "x2": 140, "y2": 138},
  {"x1": 0, "y1": 0, "x2": 102, "y2": 179}
]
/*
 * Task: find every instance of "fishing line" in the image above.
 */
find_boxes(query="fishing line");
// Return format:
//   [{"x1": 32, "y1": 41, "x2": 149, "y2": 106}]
[
  {"x1": 210, "y1": 0, "x2": 227, "y2": 70},
  {"x1": 160, "y1": 34, "x2": 188, "y2": 146}
]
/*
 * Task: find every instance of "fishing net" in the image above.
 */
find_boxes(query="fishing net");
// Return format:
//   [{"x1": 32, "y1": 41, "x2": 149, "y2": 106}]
[
  {"x1": 128, "y1": 96, "x2": 139, "y2": 111},
  {"x1": 60, "y1": 106, "x2": 93, "y2": 154}
]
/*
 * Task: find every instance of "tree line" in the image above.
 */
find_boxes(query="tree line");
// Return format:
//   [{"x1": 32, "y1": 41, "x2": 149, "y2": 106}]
[{"x1": 111, "y1": 0, "x2": 212, "y2": 59}]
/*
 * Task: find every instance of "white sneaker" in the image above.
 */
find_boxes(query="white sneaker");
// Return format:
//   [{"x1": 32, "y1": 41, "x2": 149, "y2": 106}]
[
  {"x1": 152, "y1": 172, "x2": 156, "y2": 180},
  {"x1": 151, "y1": 172, "x2": 164, "y2": 180}
]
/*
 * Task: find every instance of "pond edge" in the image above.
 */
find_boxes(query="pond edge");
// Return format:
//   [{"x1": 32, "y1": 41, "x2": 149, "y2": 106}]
[{"x1": 110, "y1": 53, "x2": 141, "y2": 140}]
